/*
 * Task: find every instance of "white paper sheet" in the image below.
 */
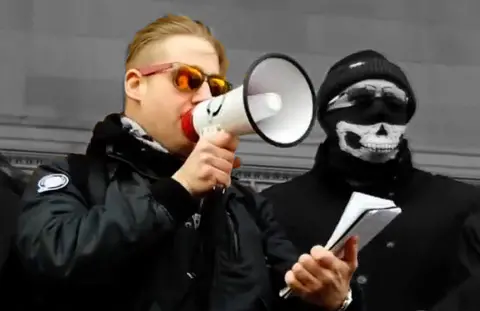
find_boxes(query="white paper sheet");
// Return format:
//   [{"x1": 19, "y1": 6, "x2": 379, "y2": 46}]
[{"x1": 325, "y1": 192, "x2": 401, "y2": 250}]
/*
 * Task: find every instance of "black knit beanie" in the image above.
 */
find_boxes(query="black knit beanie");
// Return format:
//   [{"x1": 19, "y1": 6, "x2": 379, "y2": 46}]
[{"x1": 316, "y1": 50, "x2": 416, "y2": 128}]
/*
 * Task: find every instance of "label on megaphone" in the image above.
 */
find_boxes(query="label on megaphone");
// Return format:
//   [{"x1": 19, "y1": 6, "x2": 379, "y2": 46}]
[{"x1": 181, "y1": 86, "x2": 282, "y2": 142}]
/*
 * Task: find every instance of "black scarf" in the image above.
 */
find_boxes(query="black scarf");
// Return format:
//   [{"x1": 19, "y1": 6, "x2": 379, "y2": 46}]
[
  {"x1": 313, "y1": 138, "x2": 414, "y2": 197},
  {"x1": 86, "y1": 113, "x2": 185, "y2": 178}
]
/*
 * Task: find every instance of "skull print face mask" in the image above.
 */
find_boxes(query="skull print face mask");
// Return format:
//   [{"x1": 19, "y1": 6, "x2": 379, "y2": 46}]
[{"x1": 323, "y1": 79, "x2": 410, "y2": 163}]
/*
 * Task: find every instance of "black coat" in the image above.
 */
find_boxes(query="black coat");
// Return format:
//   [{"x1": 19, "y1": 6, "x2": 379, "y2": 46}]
[
  {"x1": 0, "y1": 153, "x2": 28, "y2": 269},
  {"x1": 431, "y1": 274, "x2": 480, "y2": 311},
  {"x1": 0, "y1": 153, "x2": 30, "y2": 309},
  {"x1": 16, "y1": 114, "x2": 353, "y2": 311},
  {"x1": 262, "y1": 142, "x2": 480, "y2": 311},
  {"x1": 0, "y1": 176, "x2": 20, "y2": 272}
]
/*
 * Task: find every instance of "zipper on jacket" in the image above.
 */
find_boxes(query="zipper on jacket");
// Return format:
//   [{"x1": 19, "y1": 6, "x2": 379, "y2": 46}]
[{"x1": 226, "y1": 211, "x2": 240, "y2": 258}]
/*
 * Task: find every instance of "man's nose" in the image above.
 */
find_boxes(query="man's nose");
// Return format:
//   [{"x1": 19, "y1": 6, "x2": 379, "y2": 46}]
[{"x1": 191, "y1": 81, "x2": 212, "y2": 104}]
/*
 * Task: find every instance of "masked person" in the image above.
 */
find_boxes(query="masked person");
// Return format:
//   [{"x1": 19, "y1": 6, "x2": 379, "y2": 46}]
[
  {"x1": 262, "y1": 50, "x2": 480, "y2": 311},
  {"x1": 15, "y1": 15, "x2": 362, "y2": 311}
]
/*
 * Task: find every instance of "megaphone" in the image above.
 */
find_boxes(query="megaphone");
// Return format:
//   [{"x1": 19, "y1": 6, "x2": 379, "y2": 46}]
[{"x1": 181, "y1": 53, "x2": 316, "y2": 148}]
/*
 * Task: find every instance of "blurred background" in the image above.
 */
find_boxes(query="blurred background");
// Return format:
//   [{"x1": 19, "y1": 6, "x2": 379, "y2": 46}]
[{"x1": 1, "y1": 0, "x2": 480, "y2": 190}]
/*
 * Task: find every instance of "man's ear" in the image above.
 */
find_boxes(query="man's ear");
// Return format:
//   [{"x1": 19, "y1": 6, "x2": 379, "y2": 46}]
[{"x1": 124, "y1": 69, "x2": 145, "y2": 102}]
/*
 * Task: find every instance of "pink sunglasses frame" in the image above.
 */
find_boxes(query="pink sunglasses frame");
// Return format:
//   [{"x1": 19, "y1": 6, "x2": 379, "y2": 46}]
[{"x1": 136, "y1": 62, "x2": 178, "y2": 76}]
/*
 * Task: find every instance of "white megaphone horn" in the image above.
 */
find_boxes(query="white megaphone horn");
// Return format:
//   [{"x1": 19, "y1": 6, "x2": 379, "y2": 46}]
[{"x1": 181, "y1": 53, "x2": 316, "y2": 148}]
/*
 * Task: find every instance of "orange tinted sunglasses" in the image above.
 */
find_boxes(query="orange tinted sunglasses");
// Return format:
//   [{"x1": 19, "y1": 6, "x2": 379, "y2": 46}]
[{"x1": 137, "y1": 62, "x2": 232, "y2": 97}]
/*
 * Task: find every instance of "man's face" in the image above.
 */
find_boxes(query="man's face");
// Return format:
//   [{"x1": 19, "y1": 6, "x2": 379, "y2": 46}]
[
  {"x1": 125, "y1": 35, "x2": 221, "y2": 156},
  {"x1": 323, "y1": 79, "x2": 410, "y2": 163}
]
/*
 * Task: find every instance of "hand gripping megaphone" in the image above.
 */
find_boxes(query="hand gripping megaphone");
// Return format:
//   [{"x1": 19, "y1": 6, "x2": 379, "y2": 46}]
[{"x1": 181, "y1": 53, "x2": 316, "y2": 147}]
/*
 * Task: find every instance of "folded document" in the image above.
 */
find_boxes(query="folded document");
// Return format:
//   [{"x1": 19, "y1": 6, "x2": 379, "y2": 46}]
[{"x1": 326, "y1": 191, "x2": 402, "y2": 254}]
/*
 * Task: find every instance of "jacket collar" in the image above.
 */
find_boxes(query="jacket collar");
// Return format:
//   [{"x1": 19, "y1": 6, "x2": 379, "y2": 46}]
[
  {"x1": 86, "y1": 113, "x2": 247, "y2": 201},
  {"x1": 86, "y1": 113, "x2": 184, "y2": 179}
]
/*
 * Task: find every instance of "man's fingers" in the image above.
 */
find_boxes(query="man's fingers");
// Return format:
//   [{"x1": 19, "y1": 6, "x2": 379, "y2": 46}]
[
  {"x1": 285, "y1": 270, "x2": 309, "y2": 294},
  {"x1": 310, "y1": 245, "x2": 338, "y2": 269},
  {"x1": 233, "y1": 156, "x2": 241, "y2": 168},
  {"x1": 298, "y1": 254, "x2": 328, "y2": 279},
  {"x1": 204, "y1": 136, "x2": 237, "y2": 164},
  {"x1": 207, "y1": 156, "x2": 234, "y2": 175},
  {"x1": 291, "y1": 262, "x2": 320, "y2": 288},
  {"x1": 198, "y1": 131, "x2": 237, "y2": 164},
  {"x1": 299, "y1": 254, "x2": 341, "y2": 285},
  {"x1": 343, "y1": 236, "x2": 359, "y2": 270},
  {"x1": 200, "y1": 156, "x2": 232, "y2": 186},
  {"x1": 209, "y1": 131, "x2": 239, "y2": 151},
  {"x1": 213, "y1": 146, "x2": 235, "y2": 164},
  {"x1": 311, "y1": 244, "x2": 352, "y2": 277},
  {"x1": 212, "y1": 167, "x2": 231, "y2": 187},
  {"x1": 224, "y1": 135, "x2": 239, "y2": 152},
  {"x1": 310, "y1": 245, "x2": 329, "y2": 260}
]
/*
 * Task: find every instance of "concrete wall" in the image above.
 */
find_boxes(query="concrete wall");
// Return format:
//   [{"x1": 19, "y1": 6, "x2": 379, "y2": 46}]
[{"x1": 2, "y1": 0, "x2": 480, "y2": 178}]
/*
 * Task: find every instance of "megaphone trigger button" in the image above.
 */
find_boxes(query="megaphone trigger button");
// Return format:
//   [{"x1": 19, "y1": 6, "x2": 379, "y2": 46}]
[{"x1": 201, "y1": 125, "x2": 223, "y2": 138}]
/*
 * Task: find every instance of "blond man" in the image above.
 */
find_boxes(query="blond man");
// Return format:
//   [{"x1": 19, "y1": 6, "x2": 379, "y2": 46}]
[{"x1": 16, "y1": 15, "x2": 360, "y2": 311}]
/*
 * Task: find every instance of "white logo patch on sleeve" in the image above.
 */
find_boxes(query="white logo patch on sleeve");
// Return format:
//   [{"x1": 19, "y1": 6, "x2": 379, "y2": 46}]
[{"x1": 37, "y1": 174, "x2": 69, "y2": 193}]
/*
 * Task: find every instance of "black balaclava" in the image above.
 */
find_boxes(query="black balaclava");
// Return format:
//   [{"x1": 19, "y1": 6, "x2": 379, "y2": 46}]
[{"x1": 315, "y1": 50, "x2": 417, "y2": 188}]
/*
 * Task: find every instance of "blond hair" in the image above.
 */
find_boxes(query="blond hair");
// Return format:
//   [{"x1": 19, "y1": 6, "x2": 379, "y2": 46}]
[{"x1": 125, "y1": 14, "x2": 228, "y2": 75}]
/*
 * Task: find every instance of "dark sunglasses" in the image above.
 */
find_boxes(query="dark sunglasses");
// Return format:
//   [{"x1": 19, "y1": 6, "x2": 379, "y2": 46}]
[
  {"x1": 137, "y1": 62, "x2": 232, "y2": 97},
  {"x1": 327, "y1": 84, "x2": 409, "y2": 111}
]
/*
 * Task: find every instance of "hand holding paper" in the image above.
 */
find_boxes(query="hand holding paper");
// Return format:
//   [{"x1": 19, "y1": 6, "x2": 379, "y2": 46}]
[
  {"x1": 280, "y1": 191, "x2": 402, "y2": 301},
  {"x1": 284, "y1": 238, "x2": 358, "y2": 310}
]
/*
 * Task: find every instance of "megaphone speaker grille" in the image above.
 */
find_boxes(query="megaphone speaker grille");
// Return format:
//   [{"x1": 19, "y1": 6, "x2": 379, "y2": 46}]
[{"x1": 243, "y1": 53, "x2": 316, "y2": 148}]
